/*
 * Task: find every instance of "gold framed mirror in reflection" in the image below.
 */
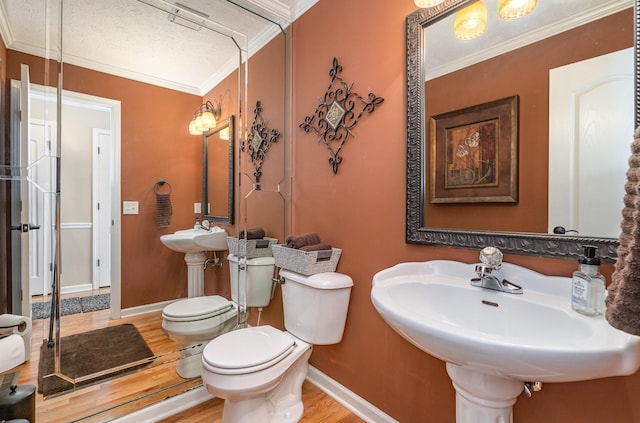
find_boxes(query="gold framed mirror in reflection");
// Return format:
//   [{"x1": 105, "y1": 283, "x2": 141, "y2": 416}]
[{"x1": 406, "y1": 0, "x2": 637, "y2": 261}]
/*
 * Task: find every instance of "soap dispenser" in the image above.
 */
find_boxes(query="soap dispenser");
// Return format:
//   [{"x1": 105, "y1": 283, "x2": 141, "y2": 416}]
[
  {"x1": 571, "y1": 245, "x2": 606, "y2": 316},
  {"x1": 194, "y1": 216, "x2": 201, "y2": 232}
]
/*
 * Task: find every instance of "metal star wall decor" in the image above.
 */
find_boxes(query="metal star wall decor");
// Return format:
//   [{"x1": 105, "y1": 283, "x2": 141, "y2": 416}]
[
  {"x1": 241, "y1": 101, "x2": 281, "y2": 189},
  {"x1": 299, "y1": 57, "x2": 384, "y2": 174}
]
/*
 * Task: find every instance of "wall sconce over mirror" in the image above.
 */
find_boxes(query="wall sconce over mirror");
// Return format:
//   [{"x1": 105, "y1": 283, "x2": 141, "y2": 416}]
[
  {"x1": 189, "y1": 100, "x2": 222, "y2": 135},
  {"x1": 203, "y1": 116, "x2": 234, "y2": 225}
]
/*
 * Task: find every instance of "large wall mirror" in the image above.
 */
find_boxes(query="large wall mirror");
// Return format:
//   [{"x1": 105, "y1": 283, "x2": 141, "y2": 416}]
[
  {"x1": 406, "y1": 0, "x2": 638, "y2": 261},
  {"x1": 203, "y1": 115, "x2": 234, "y2": 224}
]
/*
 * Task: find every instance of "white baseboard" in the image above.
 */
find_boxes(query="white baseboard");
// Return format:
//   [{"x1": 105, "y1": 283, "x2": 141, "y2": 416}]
[
  {"x1": 306, "y1": 366, "x2": 398, "y2": 423},
  {"x1": 120, "y1": 299, "x2": 176, "y2": 317},
  {"x1": 60, "y1": 284, "x2": 93, "y2": 295},
  {"x1": 108, "y1": 365, "x2": 396, "y2": 423},
  {"x1": 109, "y1": 385, "x2": 212, "y2": 423}
]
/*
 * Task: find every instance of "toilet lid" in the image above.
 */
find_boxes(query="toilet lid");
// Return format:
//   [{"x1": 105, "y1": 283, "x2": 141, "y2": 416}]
[
  {"x1": 163, "y1": 295, "x2": 233, "y2": 321},
  {"x1": 203, "y1": 325, "x2": 295, "y2": 374}
]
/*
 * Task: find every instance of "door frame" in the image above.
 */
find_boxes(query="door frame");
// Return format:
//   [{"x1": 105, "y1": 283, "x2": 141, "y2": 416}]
[{"x1": 12, "y1": 82, "x2": 122, "y2": 318}]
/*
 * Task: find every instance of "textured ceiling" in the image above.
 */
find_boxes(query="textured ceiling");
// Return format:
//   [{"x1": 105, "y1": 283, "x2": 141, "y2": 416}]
[{"x1": 0, "y1": 0, "x2": 317, "y2": 95}]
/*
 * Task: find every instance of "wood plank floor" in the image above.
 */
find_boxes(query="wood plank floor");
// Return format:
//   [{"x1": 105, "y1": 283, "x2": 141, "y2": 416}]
[{"x1": 13, "y1": 302, "x2": 364, "y2": 422}]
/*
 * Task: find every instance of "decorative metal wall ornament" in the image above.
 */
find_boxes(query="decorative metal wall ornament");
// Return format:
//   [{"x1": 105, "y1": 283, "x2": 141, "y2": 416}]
[
  {"x1": 241, "y1": 101, "x2": 281, "y2": 190},
  {"x1": 299, "y1": 57, "x2": 384, "y2": 174}
]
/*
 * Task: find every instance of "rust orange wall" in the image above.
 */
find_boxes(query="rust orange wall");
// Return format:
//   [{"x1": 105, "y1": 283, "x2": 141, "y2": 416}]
[{"x1": 289, "y1": 1, "x2": 638, "y2": 422}]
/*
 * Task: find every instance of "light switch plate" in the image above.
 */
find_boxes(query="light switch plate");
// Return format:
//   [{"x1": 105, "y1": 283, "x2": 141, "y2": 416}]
[
  {"x1": 194, "y1": 202, "x2": 202, "y2": 214},
  {"x1": 123, "y1": 201, "x2": 139, "y2": 215}
]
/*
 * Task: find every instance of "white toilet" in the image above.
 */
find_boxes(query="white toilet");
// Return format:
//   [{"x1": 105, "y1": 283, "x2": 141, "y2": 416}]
[
  {"x1": 201, "y1": 269, "x2": 353, "y2": 423},
  {"x1": 162, "y1": 255, "x2": 276, "y2": 378}
]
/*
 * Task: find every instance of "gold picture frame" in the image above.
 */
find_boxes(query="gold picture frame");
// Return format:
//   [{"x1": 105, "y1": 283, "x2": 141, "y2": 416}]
[{"x1": 430, "y1": 95, "x2": 519, "y2": 203}]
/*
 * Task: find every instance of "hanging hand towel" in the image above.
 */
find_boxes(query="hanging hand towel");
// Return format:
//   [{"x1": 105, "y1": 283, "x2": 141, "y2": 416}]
[
  {"x1": 154, "y1": 181, "x2": 172, "y2": 228},
  {"x1": 606, "y1": 127, "x2": 640, "y2": 335}
]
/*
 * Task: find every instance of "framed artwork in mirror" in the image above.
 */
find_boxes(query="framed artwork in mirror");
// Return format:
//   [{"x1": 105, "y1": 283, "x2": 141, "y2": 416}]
[{"x1": 430, "y1": 95, "x2": 518, "y2": 203}]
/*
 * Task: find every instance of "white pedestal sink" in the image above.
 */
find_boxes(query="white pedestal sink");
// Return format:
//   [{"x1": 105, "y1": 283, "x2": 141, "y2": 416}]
[
  {"x1": 371, "y1": 260, "x2": 640, "y2": 423},
  {"x1": 160, "y1": 227, "x2": 228, "y2": 297}
]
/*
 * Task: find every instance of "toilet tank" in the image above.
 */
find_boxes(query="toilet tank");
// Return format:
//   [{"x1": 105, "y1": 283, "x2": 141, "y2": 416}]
[
  {"x1": 279, "y1": 269, "x2": 353, "y2": 345},
  {"x1": 227, "y1": 254, "x2": 276, "y2": 307}
]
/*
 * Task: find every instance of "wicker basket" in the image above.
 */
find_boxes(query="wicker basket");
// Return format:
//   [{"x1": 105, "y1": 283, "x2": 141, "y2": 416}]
[
  {"x1": 271, "y1": 244, "x2": 341, "y2": 275},
  {"x1": 226, "y1": 237, "x2": 278, "y2": 258}
]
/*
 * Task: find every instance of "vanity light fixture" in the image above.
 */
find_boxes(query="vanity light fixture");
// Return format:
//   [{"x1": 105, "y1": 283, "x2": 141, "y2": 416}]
[
  {"x1": 414, "y1": 0, "x2": 445, "y2": 7},
  {"x1": 189, "y1": 100, "x2": 221, "y2": 136},
  {"x1": 454, "y1": 1, "x2": 487, "y2": 40},
  {"x1": 498, "y1": 0, "x2": 537, "y2": 20}
]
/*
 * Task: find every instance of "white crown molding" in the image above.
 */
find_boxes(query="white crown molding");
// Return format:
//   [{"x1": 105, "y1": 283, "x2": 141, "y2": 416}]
[
  {"x1": 0, "y1": 1, "x2": 14, "y2": 49},
  {"x1": 290, "y1": 0, "x2": 320, "y2": 21}
]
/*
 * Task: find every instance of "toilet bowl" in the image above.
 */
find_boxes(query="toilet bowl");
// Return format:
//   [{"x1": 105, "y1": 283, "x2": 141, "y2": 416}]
[
  {"x1": 162, "y1": 295, "x2": 237, "y2": 378},
  {"x1": 163, "y1": 255, "x2": 276, "y2": 378},
  {"x1": 202, "y1": 270, "x2": 353, "y2": 423}
]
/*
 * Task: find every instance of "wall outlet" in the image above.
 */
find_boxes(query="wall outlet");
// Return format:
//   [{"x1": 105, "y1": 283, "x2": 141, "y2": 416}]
[
  {"x1": 123, "y1": 201, "x2": 139, "y2": 215},
  {"x1": 194, "y1": 202, "x2": 202, "y2": 214}
]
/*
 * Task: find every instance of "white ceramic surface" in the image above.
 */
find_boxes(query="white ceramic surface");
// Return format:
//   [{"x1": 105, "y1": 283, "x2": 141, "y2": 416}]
[
  {"x1": 194, "y1": 227, "x2": 228, "y2": 251},
  {"x1": 371, "y1": 260, "x2": 640, "y2": 383},
  {"x1": 160, "y1": 228, "x2": 228, "y2": 253}
]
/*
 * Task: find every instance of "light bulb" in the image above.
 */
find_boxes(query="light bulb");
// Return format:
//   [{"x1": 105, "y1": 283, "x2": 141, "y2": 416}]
[
  {"x1": 195, "y1": 115, "x2": 205, "y2": 132},
  {"x1": 414, "y1": 0, "x2": 445, "y2": 7},
  {"x1": 189, "y1": 120, "x2": 202, "y2": 135},
  {"x1": 201, "y1": 111, "x2": 217, "y2": 129},
  {"x1": 454, "y1": 1, "x2": 487, "y2": 41},
  {"x1": 498, "y1": 0, "x2": 537, "y2": 20}
]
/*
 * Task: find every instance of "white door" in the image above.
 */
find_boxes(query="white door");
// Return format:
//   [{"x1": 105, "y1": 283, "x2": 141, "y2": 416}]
[
  {"x1": 28, "y1": 120, "x2": 56, "y2": 296},
  {"x1": 93, "y1": 129, "x2": 112, "y2": 288},
  {"x1": 18, "y1": 64, "x2": 32, "y2": 315},
  {"x1": 548, "y1": 48, "x2": 633, "y2": 238}
]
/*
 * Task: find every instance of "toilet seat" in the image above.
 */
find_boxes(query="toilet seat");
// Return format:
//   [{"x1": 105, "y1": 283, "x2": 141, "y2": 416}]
[
  {"x1": 203, "y1": 326, "x2": 295, "y2": 375},
  {"x1": 163, "y1": 295, "x2": 234, "y2": 322}
]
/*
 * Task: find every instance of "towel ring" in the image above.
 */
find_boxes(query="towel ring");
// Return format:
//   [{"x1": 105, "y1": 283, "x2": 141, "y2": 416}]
[{"x1": 154, "y1": 179, "x2": 172, "y2": 195}]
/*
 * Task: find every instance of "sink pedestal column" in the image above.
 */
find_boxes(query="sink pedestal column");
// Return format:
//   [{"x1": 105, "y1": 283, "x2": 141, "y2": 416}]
[
  {"x1": 184, "y1": 252, "x2": 206, "y2": 297},
  {"x1": 446, "y1": 363, "x2": 523, "y2": 423}
]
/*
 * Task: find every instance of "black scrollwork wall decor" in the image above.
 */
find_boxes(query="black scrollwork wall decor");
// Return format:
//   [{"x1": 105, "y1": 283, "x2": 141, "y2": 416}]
[
  {"x1": 241, "y1": 101, "x2": 281, "y2": 189},
  {"x1": 299, "y1": 57, "x2": 384, "y2": 174}
]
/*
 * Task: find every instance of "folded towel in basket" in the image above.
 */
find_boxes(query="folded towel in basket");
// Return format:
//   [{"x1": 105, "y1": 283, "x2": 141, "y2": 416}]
[
  {"x1": 286, "y1": 232, "x2": 321, "y2": 249},
  {"x1": 299, "y1": 243, "x2": 333, "y2": 252},
  {"x1": 239, "y1": 227, "x2": 266, "y2": 240}
]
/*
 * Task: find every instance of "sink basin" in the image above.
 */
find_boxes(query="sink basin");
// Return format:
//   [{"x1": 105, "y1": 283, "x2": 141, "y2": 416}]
[
  {"x1": 371, "y1": 260, "x2": 640, "y2": 421},
  {"x1": 160, "y1": 228, "x2": 228, "y2": 254},
  {"x1": 194, "y1": 227, "x2": 228, "y2": 251}
]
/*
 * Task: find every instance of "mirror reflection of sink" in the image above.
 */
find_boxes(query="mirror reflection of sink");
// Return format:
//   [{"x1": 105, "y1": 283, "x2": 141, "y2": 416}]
[
  {"x1": 160, "y1": 227, "x2": 228, "y2": 298},
  {"x1": 160, "y1": 227, "x2": 228, "y2": 254},
  {"x1": 371, "y1": 260, "x2": 640, "y2": 422}
]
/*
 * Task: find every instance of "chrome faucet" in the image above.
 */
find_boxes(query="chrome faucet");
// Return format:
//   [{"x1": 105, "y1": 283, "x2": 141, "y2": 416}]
[{"x1": 471, "y1": 247, "x2": 523, "y2": 294}]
